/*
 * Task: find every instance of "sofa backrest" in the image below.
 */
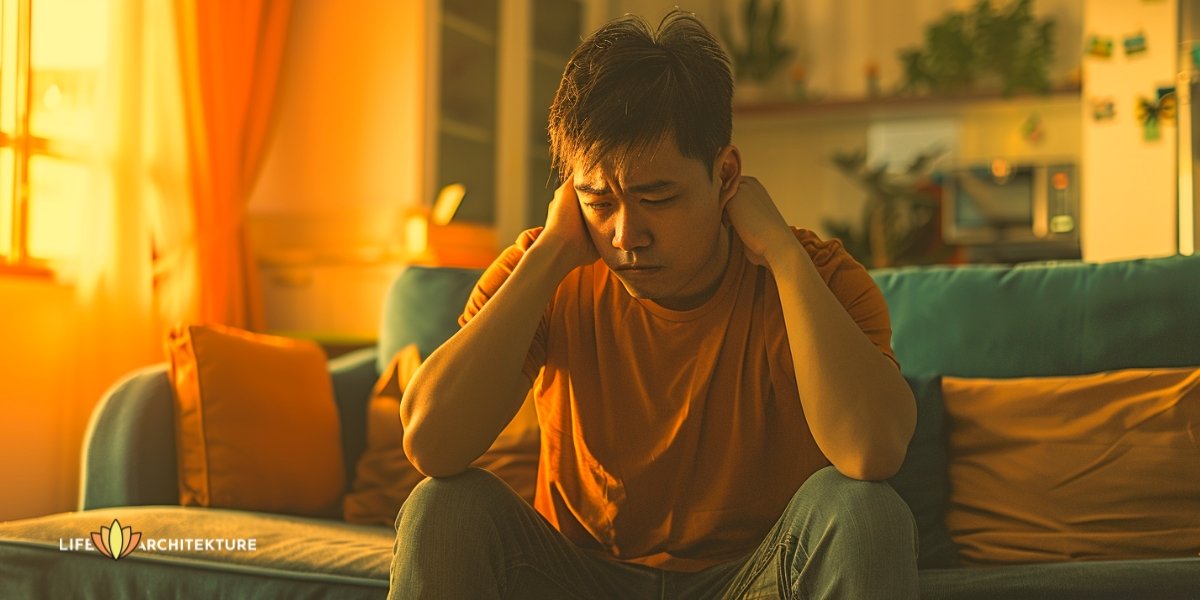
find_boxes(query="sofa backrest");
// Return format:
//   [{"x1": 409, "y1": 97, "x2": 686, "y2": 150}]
[
  {"x1": 374, "y1": 255, "x2": 1200, "y2": 380},
  {"x1": 871, "y1": 253, "x2": 1200, "y2": 379},
  {"x1": 376, "y1": 265, "x2": 486, "y2": 371}
]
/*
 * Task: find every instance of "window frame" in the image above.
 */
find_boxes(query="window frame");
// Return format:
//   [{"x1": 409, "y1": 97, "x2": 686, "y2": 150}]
[{"x1": 1, "y1": 0, "x2": 90, "y2": 278}]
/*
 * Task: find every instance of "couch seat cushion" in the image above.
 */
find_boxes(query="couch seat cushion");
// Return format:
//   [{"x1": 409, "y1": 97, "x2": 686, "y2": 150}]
[
  {"x1": 919, "y1": 557, "x2": 1200, "y2": 600},
  {"x1": 0, "y1": 506, "x2": 390, "y2": 599}
]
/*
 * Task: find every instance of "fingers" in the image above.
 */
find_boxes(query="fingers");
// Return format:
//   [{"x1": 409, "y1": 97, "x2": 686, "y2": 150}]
[
  {"x1": 546, "y1": 178, "x2": 578, "y2": 225},
  {"x1": 538, "y1": 174, "x2": 598, "y2": 267},
  {"x1": 722, "y1": 175, "x2": 760, "y2": 215},
  {"x1": 719, "y1": 176, "x2": 740, "y2": 212},
  {"x1": 554, "y1": 178, "x2": 577, "y2": 203}
]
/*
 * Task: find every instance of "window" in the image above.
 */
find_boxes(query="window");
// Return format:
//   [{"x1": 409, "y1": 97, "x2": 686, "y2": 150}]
[{"x1": 1, "y1": 0, "x2": 107, "y2": 274}]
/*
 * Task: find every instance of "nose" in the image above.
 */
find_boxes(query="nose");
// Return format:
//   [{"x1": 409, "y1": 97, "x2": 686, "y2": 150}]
[{"x1": 611, "y1": 205, "x2": 652, "y2": 251}]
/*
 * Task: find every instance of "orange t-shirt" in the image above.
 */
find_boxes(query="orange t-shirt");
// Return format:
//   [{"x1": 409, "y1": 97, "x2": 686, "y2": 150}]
[{"x1": 460, "y1": 227, "x2": 897, "y2": 572}]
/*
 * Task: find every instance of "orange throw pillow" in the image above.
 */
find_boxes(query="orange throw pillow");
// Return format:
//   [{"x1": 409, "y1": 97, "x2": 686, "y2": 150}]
[
  {"x1": 343, "y1": 344, "x2": 540, "y2": 525},
  {"x1": 166, "y1": 324, "x2": 345, "y2": 518},
  {"x1": 943, "y1": 367, "x2": 1200, "y2": 565}
]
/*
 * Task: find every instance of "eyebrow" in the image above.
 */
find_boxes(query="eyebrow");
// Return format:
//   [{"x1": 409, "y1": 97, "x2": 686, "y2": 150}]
[{"x1": 575, "y1": 179, "x2": 676, "y2": 196}]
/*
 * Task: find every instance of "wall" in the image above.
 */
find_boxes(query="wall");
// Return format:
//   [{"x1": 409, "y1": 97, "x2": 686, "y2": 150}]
[
  {"x1": 0, "y1": 279, "x2": 78, "y2": 520},
  {"x1": 249, "y1": 0, "x2": 428, "y2": 338},
  {"x1": 253, "y1": 0, "x2": 427, "y2": 216},
  {"x1": 0, "y1": 277, "x2": 163, "y2": 521}
]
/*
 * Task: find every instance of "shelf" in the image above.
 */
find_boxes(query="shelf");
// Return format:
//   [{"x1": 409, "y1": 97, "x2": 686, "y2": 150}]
[{"x1": 734, "y1": 83, "x2": 1082, "y2": 122}]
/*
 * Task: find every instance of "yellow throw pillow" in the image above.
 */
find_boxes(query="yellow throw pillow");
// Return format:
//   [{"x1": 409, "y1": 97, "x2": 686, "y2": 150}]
[
  {"x1": 343, "y1": 344, "x2": 540, "y2": 525},
  {"x1": 166, "y1": 324, "x2": 345, "y2": 517},
  {"x1": 943, "y1": 367, "x2": 1200, "y2": 565}
]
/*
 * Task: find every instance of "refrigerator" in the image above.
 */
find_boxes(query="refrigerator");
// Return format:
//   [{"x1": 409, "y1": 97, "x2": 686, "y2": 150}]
[{"x1": 1179, "y1": 0, "x2": 1200, "y2": 255}]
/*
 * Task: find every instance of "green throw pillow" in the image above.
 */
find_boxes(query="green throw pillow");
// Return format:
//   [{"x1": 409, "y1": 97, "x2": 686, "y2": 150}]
[
  {"x1": 889, "y1": 374, "x2": 958, "y2": 569},
  {"x1": 376, "y1": 266, "x2": 485, "y2": 374}
]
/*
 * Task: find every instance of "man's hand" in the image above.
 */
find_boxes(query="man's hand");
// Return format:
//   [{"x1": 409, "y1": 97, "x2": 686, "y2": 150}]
[
  {"x1": 534, "y1": 178, "x2": 600, "y2": 272},
  {"x1": 724, "y1": 175, "x2": 914, "y2": 480},
  {"x1": 403, "y1": 179, "x2": 593, "y2": 479},
  {"x1": 722, "y1": 176, "x2": 801, "y2": 268}
]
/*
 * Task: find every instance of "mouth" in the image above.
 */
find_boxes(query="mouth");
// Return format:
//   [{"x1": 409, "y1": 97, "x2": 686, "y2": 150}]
[{"x1": 614, "y1": 265, "x2": 662, "y2": 274}]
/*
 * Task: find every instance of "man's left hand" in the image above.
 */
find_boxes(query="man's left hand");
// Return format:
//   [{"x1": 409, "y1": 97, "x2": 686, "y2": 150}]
[{"x1": 722, "y1": 176, "x2": 800, "y2": 268}]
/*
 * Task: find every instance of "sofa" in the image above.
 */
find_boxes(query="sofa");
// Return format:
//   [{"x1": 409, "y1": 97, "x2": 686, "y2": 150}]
[{"x1": 1, "y1": 252, "x2": 1199, "y2": 599}]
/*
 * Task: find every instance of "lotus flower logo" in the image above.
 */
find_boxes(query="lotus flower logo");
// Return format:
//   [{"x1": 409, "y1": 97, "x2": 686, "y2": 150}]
[{"x1": 91, "y1": 519, "x2": 141, "y2": 560}]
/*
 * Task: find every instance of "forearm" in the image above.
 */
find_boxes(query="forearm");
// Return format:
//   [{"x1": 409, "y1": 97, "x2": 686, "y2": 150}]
[
  {"x1": 769, "y1": 241, "x2": 916, "y2": 481},
  {"x1": 401, "y1": 242, "x2": 571, "y2": 477}
]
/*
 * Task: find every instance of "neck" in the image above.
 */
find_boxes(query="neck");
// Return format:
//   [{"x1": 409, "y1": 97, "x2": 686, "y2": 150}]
[{"x1": 655, "y1": 227, "x2": 732, "y2": 311}]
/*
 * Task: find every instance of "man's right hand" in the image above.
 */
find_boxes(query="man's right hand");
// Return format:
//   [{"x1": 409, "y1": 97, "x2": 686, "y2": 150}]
[{"x1": 535, "y1": 178, "x2": 600, "y2": 271}]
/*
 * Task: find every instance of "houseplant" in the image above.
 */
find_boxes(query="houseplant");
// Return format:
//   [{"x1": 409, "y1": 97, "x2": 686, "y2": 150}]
[
  {"x1": 719, "y1": 0, "x2": 794, "y2": 100},
  {"x1": 898, "y1": 0, "x2": 1055, "y2": 96},
  {"x1": 823, "y1": 147, "x2": 957, "y2": 269}
]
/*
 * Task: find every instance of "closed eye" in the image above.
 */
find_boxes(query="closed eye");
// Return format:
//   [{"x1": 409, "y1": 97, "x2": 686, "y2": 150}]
[{"x1": 644, "y1": 195, "x2": 678, "y2": 205}]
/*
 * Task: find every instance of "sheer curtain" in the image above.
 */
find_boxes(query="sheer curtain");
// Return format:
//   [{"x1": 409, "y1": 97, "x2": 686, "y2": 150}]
[
  {"x1": 61, "y1": 0, "x2": 292, "y2": 510},
  {"x1": 58, "y1": 0, "x2": 188, "y2": 511}
]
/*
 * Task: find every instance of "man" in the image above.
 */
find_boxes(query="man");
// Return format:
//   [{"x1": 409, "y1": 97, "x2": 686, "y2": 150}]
[{"x1": 392, "y1": 10, "x2": 919, "y2": 599}]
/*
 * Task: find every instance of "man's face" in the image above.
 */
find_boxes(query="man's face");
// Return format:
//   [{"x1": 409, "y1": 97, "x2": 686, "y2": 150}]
[{"x1": 573, "y1": 138, "x2": 735, "y2": 310}]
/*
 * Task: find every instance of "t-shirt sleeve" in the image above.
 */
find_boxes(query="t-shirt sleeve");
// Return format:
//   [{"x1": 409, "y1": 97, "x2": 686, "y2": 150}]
[
  {"x1": 793, "y1": 228, "x2": 900, "y2": 371},
  {"x1": 458, "y1": 227, "x2": 548, "y2": 384}
]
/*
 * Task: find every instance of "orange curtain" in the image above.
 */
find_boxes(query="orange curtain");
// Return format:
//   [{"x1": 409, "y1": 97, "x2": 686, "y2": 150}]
[{"x1": 171, "y1": 0, "x2": 292, "y2": 329}]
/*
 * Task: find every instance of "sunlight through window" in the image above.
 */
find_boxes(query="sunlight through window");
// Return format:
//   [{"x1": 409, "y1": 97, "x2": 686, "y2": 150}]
[
  {"x1": 27, "y1": 155, "x2": 86, "y2": 260},
  {"x1": 0, "y1": 149, "x2": 12, "y2": 256},
  {"x1": 1, "y1": 0, "x2": 18, "y2": 261},
  {"x1": 0, "y1": 0, "x2": 107, "y2": 270},
  {"x1": 30, "y1": 0, "x2": 105, "y2": 142},
  {"x1": 1, "y1": 0, "x2": 16, "y2": 134}
]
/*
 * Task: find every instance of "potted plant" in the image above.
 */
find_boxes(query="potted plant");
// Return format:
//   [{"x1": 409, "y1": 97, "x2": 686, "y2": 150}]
[
  {"x1": 898, "y1": 0, "x2": 1055, "y2": 96},
  {"x1": 823, "y1": 147, "x2": 958, "y2": 269},
  {"x1": 719, "y1": 0, "x2": 795, "y2": 101}
]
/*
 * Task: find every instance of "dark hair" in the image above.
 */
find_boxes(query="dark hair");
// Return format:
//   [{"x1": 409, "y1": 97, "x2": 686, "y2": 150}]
[{"x1": 548, "y1": 10, "x2": 733, "y2": 184}]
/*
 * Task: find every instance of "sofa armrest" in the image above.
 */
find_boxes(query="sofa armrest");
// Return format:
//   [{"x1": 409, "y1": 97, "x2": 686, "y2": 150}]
[
  {"x1": 78, "y1": 347, "x2": 380, "y2": 510},
  {"x1": 79, "y1": 364, "x2": 179, "y2": 510},
  {"x1": 329, "y1": 347, "x2": 379, "y2": 484}
]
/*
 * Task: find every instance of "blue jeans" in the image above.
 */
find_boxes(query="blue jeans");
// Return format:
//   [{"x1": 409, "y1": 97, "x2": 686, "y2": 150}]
[{"x1": 390, "y1": 466, "x2": 918, "y2": 599}]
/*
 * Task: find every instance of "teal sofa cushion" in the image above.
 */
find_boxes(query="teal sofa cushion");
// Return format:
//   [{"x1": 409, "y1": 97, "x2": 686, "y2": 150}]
[
  {"x1": 889, "y1": 374, "x2": 957, "y2": 569},
  {"x1": 328, "y1": 348, "x2": 381, "y2": 484},
  {"x1": 871, "y1": 254, "x2": 1200, "y2": 378},
  {"x1": 376, "y1": 266, "x2": 484, "y2": 373}
]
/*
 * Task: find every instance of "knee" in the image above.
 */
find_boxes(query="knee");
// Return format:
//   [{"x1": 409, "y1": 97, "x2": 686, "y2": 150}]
[
  {"x1": 793, "y1": 466, "x2": 916, "y2": 541},
  {"x1": 395, "y1": 467, "x2": 517, "y2": 533},
  {"x1": 801, "y1": 466, "x2": 908, "y2": 510},
  {"x1": 781, "y1": 468, "x2": 919, "y2": 598}
]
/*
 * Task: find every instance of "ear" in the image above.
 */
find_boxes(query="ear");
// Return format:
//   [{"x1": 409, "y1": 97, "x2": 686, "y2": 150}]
[{"x1": 714, "y1": 145, "x2": 742, "y2": 210}]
